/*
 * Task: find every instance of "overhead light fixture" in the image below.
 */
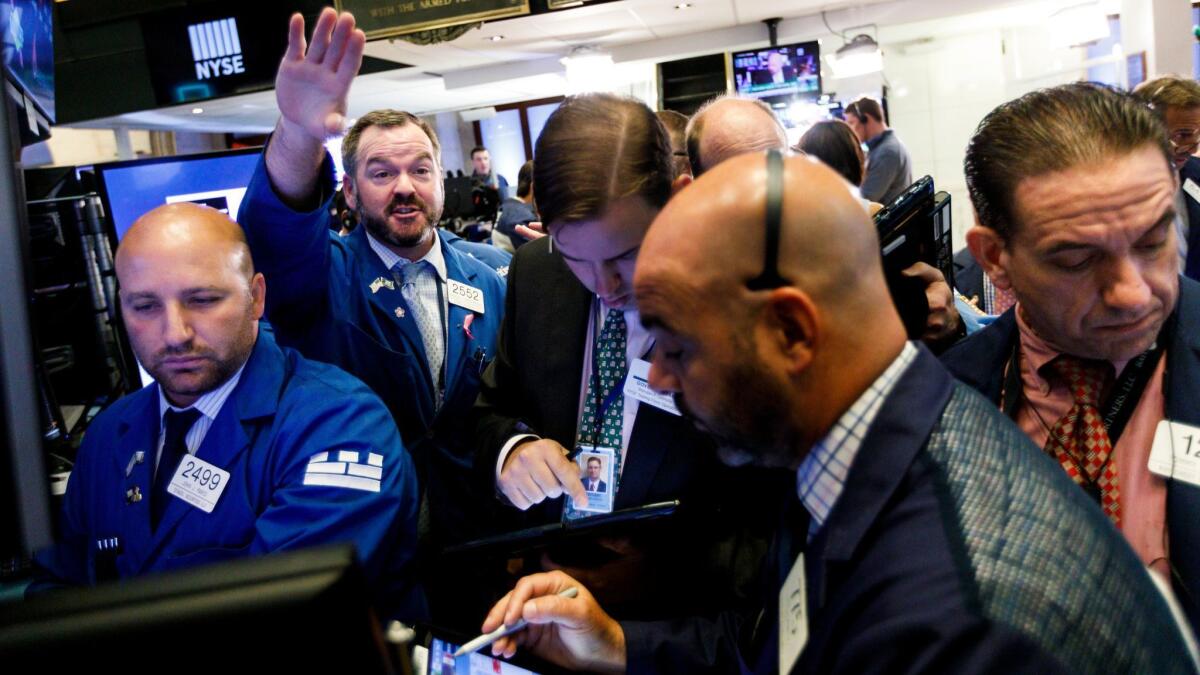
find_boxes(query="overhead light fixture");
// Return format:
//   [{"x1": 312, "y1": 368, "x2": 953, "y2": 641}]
[
  {"x1": 675, "y1": 2, "x2": 692, "y2": 9},
  {"x1": 561, "y1": 46, "x2": 615, "y2": 95},
  {"x1": 826, "y1": 34, "x2": 883, "y2": 79},
  {"x1": 191, "y1": 107, "x2": 204, "y2": 114},
  {"x1": 488, "y1": 35, "x2": 504, "y2": 42},
  {"x1": 1049, "y1": 2, "x2": 1110, "y2": 48}
]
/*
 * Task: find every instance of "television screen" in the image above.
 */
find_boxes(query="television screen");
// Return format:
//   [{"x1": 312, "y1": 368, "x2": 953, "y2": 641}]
[
  {"x1": 0, "y1": 0, "x2": 55, "y2": 122},
  {"x1": 93, "y1": 148, "x2": 263, "y2": 388},
  {"x1": 732, "y1": 41, "x2": 820, "y2": 101}
]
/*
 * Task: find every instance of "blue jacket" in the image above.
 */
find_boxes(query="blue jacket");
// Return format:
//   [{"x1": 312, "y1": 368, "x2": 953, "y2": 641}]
[
  {"x1": 623, "y1": 347, "x2": 1194, "y2": 674},
  {"x1": 31, "y1": 327, "x2": 423, "y2": 620},
  {"x1": 941, "y1": 275, "x2": 1200, "y2": 634},
  {"x1": 1181, "y1": 157, "x2": 1200, "y2": 280},
  {"x1": 440, "y1": 230, "x2": 511, "y2": 275},
  {"x1": 238, "y1": 153, "x2": 506, "y2": 544}
]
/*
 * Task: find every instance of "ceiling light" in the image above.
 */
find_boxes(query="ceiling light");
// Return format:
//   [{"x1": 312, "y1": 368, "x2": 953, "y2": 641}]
[
  {"x1": 826, "y1": 34, "x2": 883, "y2": 79},
  {"x1": 488, "y1": 35, "x2": 504, "y2": 42},
  {"x1": 675, "y1": 3, "x2": 692, "y2": 9},
  {"x1": 191, "y1": 107, "x2": 204, "y2": 114},
  {"x1": 561, "y1": 46, "x2": 616, "y2": 95},
  {"x1": 1049, "y1": 2, "x2": 1110, "y2": 48}
]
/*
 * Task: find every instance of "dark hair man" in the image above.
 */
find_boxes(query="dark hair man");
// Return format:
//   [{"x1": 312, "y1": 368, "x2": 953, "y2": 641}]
[
  {"x1": 30, "y1": 203, "x2": 422, "y2": 619},
  {"x1": 1133, "y1": 75, "x2": 1200, "y2": 280},
  {"x1": 845, "y1": 96, "x2": 913, "y2": 204},
  {"x1": 475, "y1": 152, "x2": 1196, "y2": 674},
  {"x1": 472, "y1": 93, "x2": 779, "y2": 619},
  {"x1": 235, "y1": 10, "x2": 506, "y2": 565},
  {"x1": 943, "y1": 82, "x2": 1200, "y2": 633},
  {"x1": 685, "y1": 95, "x2": 788, "y2": 177},
  {"x1": 471, "y1": 145, "x2": 510, "y2": 194}
]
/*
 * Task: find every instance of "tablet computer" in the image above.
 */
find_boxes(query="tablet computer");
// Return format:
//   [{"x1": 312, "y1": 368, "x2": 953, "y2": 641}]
[{"x1": 413, "y1": 624, "x2": 569, "y2": 675}]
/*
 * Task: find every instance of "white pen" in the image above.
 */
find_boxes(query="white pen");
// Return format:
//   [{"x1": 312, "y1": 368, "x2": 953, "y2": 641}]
[{"x1": 453, "y1": 586, "x2": 580, "y2": 657}]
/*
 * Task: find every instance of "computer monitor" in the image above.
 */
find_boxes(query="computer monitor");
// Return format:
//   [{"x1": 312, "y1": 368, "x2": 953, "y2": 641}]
[
  {"x1": 731, "y1": 41, "x2": 821, "y2": 102},
  {"x1": 0, "y1": 545, "x2": 398, "y2": 671},
  {"x1": 0, "y1": 0, "x2": 54, "y2": 124},
  {"x1": 93, "y1": 147, "x2": 263, "y2": 243}
]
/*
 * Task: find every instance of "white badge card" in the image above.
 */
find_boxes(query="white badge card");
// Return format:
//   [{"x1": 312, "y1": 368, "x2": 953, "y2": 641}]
[
  {"x1": 568, "y1": 446, "x2": 616, "y2": 514},
  {"x1": 1184, "y1": 178, "x2": 1200, "y2": 204},
  {"x1": 1149, "y1": 420, "x2": 1200, "y2": 487},
  {"x1": 446, "y1": 279, "x2": 486, "y2": 314},
  {"x1": 624, "y1": 359, "x2": 681, "y2": 416},
  {"x1": 778, "y1": 553, "x2": 809, "y2": 674},
  {"x1": 167, "y1": 455, "x2": 231, "y2": 513}
]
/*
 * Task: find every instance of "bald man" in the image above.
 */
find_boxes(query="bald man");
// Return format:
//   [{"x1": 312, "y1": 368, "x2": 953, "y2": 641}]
[
  {"x1": 686, "y1": 95, "x2": 788, "y2": 176},
  {"x1": 474, "y1": 155, "x2": 1196, "y2": 674},
  {"x1": 30, "y1": 203, "x2": 424, "y2": 620}
]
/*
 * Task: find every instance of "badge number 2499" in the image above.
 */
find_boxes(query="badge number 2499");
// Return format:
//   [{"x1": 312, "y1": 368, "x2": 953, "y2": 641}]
[{"x1": 167, "y1": 455, "x2": 231, "y2": 513}]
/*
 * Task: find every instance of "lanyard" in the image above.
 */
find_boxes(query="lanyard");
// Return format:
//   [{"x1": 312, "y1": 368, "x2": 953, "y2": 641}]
[{"x1": 1001, "y1": 313, "x2": 1174, "y2": 447}]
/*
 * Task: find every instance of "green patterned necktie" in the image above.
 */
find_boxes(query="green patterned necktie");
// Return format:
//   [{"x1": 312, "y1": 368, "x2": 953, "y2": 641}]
[{"x1": 565, "y1": 308, "x2": 627, "y2": 520}]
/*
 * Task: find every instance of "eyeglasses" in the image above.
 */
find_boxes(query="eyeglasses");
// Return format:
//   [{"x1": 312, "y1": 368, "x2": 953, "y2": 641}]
[{"x1": 1169, "y1": 128, "x2": 1200, "y2": 150}]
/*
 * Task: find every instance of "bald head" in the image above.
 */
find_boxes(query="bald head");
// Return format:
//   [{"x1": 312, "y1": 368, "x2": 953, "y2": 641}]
[
  {"x1": 686, "y1": 97, "x2": 788, "y2": 177},
  {"x1": 638, "y1": 153, "x2": 891, "y2": 320},
  {"x1": 634, "y1": 152, "x2": 905, "y2": 468},
  {"x1": 117, "y1": 202, "x2": 254, "y2": 282},
  {"x1": 116, "y1": 202, "x2": 265, "y2": 407}
]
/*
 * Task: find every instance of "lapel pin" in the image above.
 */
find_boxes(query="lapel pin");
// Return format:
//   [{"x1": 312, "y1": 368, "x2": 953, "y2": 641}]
[
  {"x1": 394, "y1": 307, "x2": 406, "y2": 319},
  {"x1": 125, "y1": 486, "x2": 143, "y2": 504},
  {"x1": 370, "y1": 277, "x2": 396, "y2": 294}
]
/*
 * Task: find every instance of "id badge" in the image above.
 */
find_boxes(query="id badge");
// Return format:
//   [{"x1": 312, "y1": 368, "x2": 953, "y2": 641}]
[
  {"x1": 167, "y1": 454, "x2": 230, "y2": 513},
  {"x1": 1149, "y1": 420, "x2": 1200, "y2": 487},
  {"x1": 564, "y1": 446, "x2": 616, "y2": 518}
]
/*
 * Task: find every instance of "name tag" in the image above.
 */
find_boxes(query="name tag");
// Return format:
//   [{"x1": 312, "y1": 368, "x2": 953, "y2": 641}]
[
  {"x1": 1185, "y1": 178, "x2": 1200, "y2": 204},
  {"x1": 778, "y1": 553, "x2": 808, "y2": 674},
  {"x1": 167, "y1": 454, "x2": 230, "y2": 513},
  {"x1": 623, "y1": 359, "x2": 681, "y2": 416},
  {"x1": 447, "y1": 279, "x2": 485, "y2": 314},
  {"x1": 1148, "y1": 420, "x2": 1200, "y2": 488}
]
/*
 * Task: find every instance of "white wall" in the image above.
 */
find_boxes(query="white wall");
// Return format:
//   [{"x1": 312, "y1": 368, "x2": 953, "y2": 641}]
[
  {"x1": 877, "y1": 1, "x2": 1119, "y2": 252},
  {"x1": 21, "y1": 127, "x2": 153, "y2": 168}
]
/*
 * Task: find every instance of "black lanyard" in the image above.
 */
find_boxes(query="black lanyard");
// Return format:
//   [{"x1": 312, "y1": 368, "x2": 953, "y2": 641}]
[{"x1": 1001, "y1": 313, "x2": 1174, "y2": 447}]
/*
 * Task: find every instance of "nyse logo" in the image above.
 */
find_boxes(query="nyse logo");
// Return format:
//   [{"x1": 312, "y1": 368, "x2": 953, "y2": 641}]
[{"x1": 188, "y1": 18, "x2": 245, "y2": 81}]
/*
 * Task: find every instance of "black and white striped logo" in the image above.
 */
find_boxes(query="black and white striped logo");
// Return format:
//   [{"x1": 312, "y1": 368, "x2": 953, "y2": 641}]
[{"x1": 188, "y1": 18, "x2": 246, "y2": 81}]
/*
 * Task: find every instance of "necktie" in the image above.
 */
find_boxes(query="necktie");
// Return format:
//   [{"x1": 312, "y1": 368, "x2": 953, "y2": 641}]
[
  {"x1": 564, "y1": 309, "x2": 627, "y2": 520},
  {"x1": 153, "y1": 408, "x2": 201, "y2": 531},
  {"x1": 1043, "y1": 356, "x2": 1119, "y2": 525},
  {"x1": 398, "y1": 260, "x2": 444, "y2": 405}
]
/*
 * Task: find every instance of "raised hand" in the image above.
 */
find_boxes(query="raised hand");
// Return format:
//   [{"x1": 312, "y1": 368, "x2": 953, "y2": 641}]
[{"x1": 275, "y1": 8, "x2": 365, "y2": 141}]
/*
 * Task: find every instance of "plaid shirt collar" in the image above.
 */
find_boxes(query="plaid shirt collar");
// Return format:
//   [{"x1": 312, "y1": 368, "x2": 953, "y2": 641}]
[{"x1": 796, "y1": 341, "x2": 918, "y2": 540}]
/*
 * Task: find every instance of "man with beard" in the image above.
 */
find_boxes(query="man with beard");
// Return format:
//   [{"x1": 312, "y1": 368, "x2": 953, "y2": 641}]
[
  {"x1": 30, "y1": 203, "x2": 423, "y2": 620},
  {"x1": 237, "y1": 9, "x2": 506, "y2": 554},
  {"x1": 472, "y1": 153, "x2": 1197, "y2": 674}
]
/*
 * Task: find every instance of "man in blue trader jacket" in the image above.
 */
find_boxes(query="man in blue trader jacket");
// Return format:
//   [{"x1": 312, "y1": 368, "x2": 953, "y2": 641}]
[
  {"x1": 236, "y1": 10, "x2": 505, "y2": 549},
  {"x1": 31, "y1": 203, "x2": 422, "y2": 620},
  {"x1": 475, "y1": 154, "x2": 1197, "y2": 674}
]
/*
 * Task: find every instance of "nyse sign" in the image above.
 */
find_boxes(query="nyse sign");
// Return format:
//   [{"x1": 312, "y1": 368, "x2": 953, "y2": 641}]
[{"x1": 188, "y1": 18, "x2": 247, "y2": 81}]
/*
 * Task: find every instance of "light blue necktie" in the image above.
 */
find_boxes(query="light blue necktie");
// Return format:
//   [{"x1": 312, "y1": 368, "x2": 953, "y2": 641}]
[{"x1": 397, "y1": 260, "x2": 444, "y2": 405}]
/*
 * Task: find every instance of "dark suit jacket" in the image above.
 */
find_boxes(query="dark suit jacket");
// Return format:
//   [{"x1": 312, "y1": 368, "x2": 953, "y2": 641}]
[
  {"x1": 953, "y1": 247, "x2": 985, "y2": 307},
  {"x1": 582, "y1": 478, "x2": 608, "y2": 493},
  {"x1": 623, "y1": 347, "x2": 1195, "y2": 674},
  {"x1": 1181, "y1": 157, "x2": 1200, "y2": 280},
  {"x1": 471, "y1": 236, "x2": 783, "y2": 618},
  {"x1": 941, "y1": 275, "x2": 1200, "y2": 634}
]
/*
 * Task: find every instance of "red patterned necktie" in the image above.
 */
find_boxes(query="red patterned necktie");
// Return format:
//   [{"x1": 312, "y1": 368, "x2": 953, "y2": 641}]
[{"x1": 1044, "y1": 356, "x2": 1119, "y2": 525}]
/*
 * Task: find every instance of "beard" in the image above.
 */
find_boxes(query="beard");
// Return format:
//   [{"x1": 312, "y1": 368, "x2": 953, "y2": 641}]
[
  {"x1": 673, "y1": 355, "x2": 795, "y2": 469},
  {"x1": 141, "y1": 321, "x2": 257, "y2": 403},
  {"x1": 358, "y1": 193, "x2": 440, "y2": 250}
]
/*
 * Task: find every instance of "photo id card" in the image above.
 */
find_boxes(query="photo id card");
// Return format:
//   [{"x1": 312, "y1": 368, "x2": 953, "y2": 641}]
[{"x1": 565, "y1": 446, "x2": 616, "y2": 517}]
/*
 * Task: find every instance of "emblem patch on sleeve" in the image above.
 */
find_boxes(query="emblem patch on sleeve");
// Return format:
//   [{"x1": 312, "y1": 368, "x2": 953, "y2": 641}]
[{"x1": 303, "y1": 450, "x2": 384, "y2": 493}]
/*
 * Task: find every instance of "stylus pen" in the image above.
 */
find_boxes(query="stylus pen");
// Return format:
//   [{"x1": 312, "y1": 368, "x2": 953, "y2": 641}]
[{"x1": 453, "y1": 587, "x2": 580, "y2": 657}]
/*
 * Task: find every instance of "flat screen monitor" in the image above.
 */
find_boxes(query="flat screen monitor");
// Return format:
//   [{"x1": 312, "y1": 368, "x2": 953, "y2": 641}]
[
  {"x1": 92, "y1": 147, "x2": 263, "y2": 388},
  {"x1": 732, "y1": 41, "x2": 821, "y2": 102},
  {"x1": 0, "y1": 545, "x2": 396, "y2": 671},
  {"x1": 0, "y1": 0, "x2": 54, "y2": 123}
]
